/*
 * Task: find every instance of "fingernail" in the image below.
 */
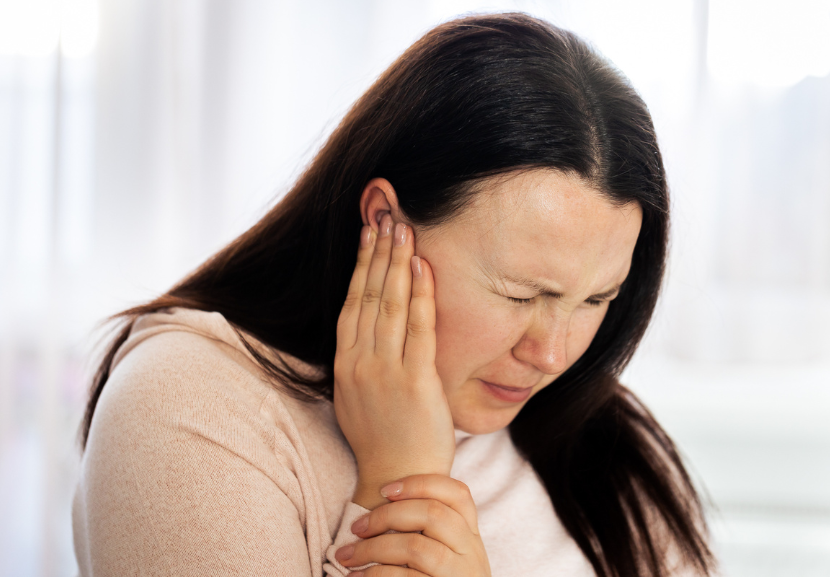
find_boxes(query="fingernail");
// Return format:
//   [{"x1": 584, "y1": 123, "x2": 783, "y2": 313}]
[
  {"x1": 360, "y1": 226, "x2": 372, "y2": 248},
  {"x1": 351, "y1": 515, "x2": 369, "y2": 535},
  {"x1": 375, "y1": 210, "x2": 390, "y2": 225},
  {"x1": 335, "y1": 544, "x2": 354, "y2": 561},
  {"x1": 410, "y1": 256, "x2": 422, "y2": 278},
  {"x1": 379, "y1": 214, "x2": 393, "y2": 237},
  {"x1": 380, "y1": 481, "x2": 403, "y2": 498},
  {"x1": 394, "y1": 223, "x2": 407, "y2": 247}
]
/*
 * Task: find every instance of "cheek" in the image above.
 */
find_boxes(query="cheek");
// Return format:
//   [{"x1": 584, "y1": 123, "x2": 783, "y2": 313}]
[
  {"x1": 566, "y1": 307, "x2": 608, "y2": 364},
  {"x1": 432, "y1": 281, "x2": 521, "y2": 382}
]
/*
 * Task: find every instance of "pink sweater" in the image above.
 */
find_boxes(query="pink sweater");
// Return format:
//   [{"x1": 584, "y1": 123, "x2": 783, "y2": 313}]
[{"x1": 72, "y1": 307, "x2": 595, "y2": 575}]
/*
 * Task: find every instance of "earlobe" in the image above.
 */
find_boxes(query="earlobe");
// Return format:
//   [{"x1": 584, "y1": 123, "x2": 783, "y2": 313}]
[{"x1": 360, "y1": 178, "x2": 401, "y2": 232}]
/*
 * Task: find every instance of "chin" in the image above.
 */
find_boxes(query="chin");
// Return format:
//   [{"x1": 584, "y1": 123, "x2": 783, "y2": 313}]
[{"x1": 450, "y1": 406, "x2": 522, "y2": 435}]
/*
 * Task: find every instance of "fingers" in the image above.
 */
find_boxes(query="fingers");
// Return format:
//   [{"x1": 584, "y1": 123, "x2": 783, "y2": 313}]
[
  {"x1": 356, "y1": 213, "x2": 394, "y2": 350},
  {"x1": 336, "y1": 533, "x2": 451, "y2": 576},
  {"x1": 381, "y1": 475, "x2": 479, "y2": 534},
  {"x1": 337, "y1": 225, "x2": 376, "y2": 351},
  {"x1": 374, "y1": 221, "x2": 415, "y2": 359},
  {"x1": 358, "y1": 566, "x2": 430, "y2": 577},
  {"x1": 402, "y1": 257, "x2": 437, "y2": 373},
  {"x1": 351, "y1": 499, "x2": 470, "y2": 554},
  {"x1": 339, "y1": 212, "x2": 435, "y2": 371}
]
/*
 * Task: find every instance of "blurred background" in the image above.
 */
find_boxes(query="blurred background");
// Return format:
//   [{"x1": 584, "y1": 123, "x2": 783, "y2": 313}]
[{"x1": 0, "y1": 0, "x2": 828, "y2": 575}]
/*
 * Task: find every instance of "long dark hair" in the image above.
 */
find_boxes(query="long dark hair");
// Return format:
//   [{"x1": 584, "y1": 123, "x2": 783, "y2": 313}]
[{"x1": 81, "y1": 13, "x2": 715, "y2": 576}]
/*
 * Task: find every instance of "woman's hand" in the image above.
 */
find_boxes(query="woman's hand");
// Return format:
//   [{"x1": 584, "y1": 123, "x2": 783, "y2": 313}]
[
  {"x1": 335, "y1": 214, "x2": 456, "y2": 509},
  {"x1": 336, "y1": 474, "x2": 492, "y2": 577}
]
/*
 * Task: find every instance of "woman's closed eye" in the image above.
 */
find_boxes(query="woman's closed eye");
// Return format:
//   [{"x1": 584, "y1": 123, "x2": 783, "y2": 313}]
[
  {"x1": 506, "y1": 296, "x2": 535, "y2": 304},
  {"x1": 506, "y1": 295, "x2": 607, "y2": 307}
]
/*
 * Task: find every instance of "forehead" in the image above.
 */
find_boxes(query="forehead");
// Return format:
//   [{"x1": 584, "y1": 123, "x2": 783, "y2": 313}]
[{"x1": 457, "y1": 169, "x2": 642, "y2": 291}]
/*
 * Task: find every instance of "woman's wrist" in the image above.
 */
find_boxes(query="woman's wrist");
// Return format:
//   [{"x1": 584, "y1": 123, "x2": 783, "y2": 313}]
[
  {"x1": 352, "y1": 467, "x2": 448, "y2": 509},
  {"x1": 352, "y1": 481, "x2": 389, "y2": 510}
]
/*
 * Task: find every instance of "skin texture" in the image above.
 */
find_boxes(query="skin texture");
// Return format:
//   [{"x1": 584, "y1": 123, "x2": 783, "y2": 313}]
[
  {"x1": 338, "y1": 474, "x2": 492, "y2": 577},
  {"x1": 335, "y1": 169, "x2": 642, "y2": 573},
  {"x1": 361, "y1": 169, "x2": 643, "y2": 434},
  {"x1": 335, "y1": 216, "x2": 456, "y2": 510}
]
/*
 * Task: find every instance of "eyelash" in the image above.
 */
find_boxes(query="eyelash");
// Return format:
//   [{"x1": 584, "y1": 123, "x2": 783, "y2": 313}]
[
  {"x1": 506, "y1": 297, "x2": 534, "y2": 304},
  {"x1": 506, "y1": 296, "x2": 605, "y2": 307}
]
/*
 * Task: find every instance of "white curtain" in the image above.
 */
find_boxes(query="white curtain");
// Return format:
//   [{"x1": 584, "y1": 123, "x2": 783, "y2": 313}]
[{"x1": 1, "y1": 1, "x2": 828, "y2": 575}]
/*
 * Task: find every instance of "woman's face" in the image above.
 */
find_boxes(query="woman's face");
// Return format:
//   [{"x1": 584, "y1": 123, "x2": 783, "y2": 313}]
[{"x1": 413, "y1": 169, "x2": 642, "y2": 434}]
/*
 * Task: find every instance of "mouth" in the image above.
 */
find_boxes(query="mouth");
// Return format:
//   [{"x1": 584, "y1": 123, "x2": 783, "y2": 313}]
[{"x1": 478, "y1": 379, "x2": 534, "y2": 403}]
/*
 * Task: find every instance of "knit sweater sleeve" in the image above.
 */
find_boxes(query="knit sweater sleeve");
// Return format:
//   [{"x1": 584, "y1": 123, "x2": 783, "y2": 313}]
[
  {"x1": 73, "y1": 329, "x2": 353, "y2": 576},
  {"x1": 323, "y1": 501, "x2": 376, "y2": 575}
]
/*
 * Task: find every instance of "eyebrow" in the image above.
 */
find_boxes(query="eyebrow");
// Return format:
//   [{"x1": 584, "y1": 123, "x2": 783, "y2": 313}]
[{"x1": 500, "y1": 273, "x2": 622, "y2": 301}]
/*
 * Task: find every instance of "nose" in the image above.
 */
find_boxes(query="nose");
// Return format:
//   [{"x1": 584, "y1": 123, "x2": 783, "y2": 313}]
[{"x1": 511, "y1": 308, "x2": 570, "y2": 375}]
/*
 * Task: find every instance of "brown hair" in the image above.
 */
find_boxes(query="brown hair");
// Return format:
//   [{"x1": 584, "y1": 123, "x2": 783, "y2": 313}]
[{"x1": 81, "y1": 13, "x2": 715, "y2": 576}]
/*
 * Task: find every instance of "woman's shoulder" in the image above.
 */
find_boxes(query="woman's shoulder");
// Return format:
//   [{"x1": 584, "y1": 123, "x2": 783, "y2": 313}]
[
  {"x1": 100, "y1": 307, "x2": 277, "y2": 426},
  {"x1": 76, "y1": 307, "x2": 356, "y2": 575},
  {"x1": 89, "y1": 307, "x2": 348, "y2": 473}
]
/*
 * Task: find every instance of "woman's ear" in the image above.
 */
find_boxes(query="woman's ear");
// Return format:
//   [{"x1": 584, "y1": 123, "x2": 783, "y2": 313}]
[{"x1": 360, "y1": 178, "x2": 403, "y2": 233}]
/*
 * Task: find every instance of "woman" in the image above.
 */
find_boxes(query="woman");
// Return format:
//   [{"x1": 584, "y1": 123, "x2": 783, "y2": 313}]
[{"x1": 73, "y1": 12, "x2": 716, "y2": 577}]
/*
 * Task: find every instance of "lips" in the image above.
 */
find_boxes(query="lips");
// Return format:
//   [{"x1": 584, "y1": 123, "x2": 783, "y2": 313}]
[
  {"x1": 479, "y1": 379, "x2": 534, "y2": 403},
  {"x1": 484, "y1": 381, "x2": 532, "y2": 392}
]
